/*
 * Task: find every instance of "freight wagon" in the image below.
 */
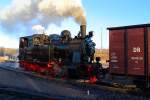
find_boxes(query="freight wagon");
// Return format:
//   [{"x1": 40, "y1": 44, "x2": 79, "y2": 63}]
[{"x1": 108, "y1": 24, "x2": 150, "y2": 88}]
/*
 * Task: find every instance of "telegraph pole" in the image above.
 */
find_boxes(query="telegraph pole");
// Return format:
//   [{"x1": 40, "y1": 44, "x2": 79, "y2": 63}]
[{"x1": 100, "y1": 28, "x2": 103, "y2": 50}]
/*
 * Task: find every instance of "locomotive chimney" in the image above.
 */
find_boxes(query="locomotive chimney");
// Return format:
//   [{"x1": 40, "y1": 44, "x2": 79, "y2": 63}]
[{"x1": 80, "y1": 25, "x2": 86, "y2": 38}]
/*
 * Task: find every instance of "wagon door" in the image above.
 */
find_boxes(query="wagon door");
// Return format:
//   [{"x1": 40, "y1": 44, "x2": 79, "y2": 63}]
[
  {"x1": 109, "y1": 29, "x2": 126, "y2": 75},
  {"x1": 127, "y1": 28, "x2": 145, "y2": 75}
]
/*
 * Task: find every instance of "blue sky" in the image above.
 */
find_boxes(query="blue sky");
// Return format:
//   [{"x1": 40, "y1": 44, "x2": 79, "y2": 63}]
[{"x1": 0, "y1": 0, "x2": 150, "y2": 48}]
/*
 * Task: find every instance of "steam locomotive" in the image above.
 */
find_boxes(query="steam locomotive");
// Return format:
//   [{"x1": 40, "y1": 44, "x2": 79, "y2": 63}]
[{"x1": 19, "y1": 25, "x2": 98, "y2": 79}]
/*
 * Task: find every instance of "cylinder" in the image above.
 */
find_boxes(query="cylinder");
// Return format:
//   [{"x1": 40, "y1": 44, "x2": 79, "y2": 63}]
[{"x1": 80, "y1": 25, "x2": 86, "y2": 38}]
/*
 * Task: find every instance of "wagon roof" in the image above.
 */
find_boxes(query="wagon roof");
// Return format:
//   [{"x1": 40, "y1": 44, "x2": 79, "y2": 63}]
[{"x1": 107, "y1": 23, "x2": 150, "y2": 30}]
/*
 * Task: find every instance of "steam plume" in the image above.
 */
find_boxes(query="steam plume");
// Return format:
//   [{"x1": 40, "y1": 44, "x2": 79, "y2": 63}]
[
  {"x1": 0, "y1": 0, "x2": 86, "y2": 32},
  {"x1": 32, "y1": 25, "x2": 45, "y2": 34}
]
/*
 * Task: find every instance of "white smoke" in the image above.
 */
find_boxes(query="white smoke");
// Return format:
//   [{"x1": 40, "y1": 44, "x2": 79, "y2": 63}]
[
  {"x1": 0, "y1": 0, "x2": 86, "y2": 32},
  {"x1": 32, "y1": 25, "x2": 45, "y2": 34}
]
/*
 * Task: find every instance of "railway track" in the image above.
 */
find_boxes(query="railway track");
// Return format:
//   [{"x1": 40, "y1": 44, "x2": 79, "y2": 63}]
[{"x1": 0, "y1": 63, "x2": 149, "y2": 100}]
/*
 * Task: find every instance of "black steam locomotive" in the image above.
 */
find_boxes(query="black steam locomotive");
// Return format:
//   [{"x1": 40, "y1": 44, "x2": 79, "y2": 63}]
[{"x1": 19, "y1": 25, "x2": 98, "y2": 79}]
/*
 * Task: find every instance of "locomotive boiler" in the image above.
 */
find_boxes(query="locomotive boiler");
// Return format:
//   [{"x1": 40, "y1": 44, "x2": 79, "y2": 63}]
[{"x1": 19, "y1": 25, "x2": 96, "y2": 79}]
